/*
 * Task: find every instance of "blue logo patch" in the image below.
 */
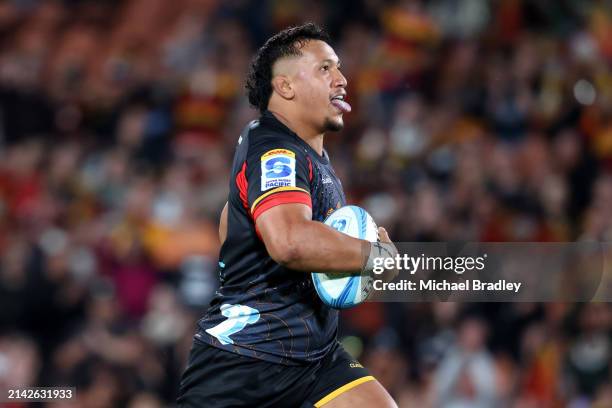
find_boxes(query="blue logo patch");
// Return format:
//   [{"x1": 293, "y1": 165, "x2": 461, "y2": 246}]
[{"x1": 265, "y1": 156, "x2": 292, "y2": 178}]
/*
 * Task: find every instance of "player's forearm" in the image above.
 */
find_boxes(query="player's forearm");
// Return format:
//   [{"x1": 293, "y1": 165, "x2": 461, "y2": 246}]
[{"x1": 265, "y1": 219, "x2": 369, "y2": 273}]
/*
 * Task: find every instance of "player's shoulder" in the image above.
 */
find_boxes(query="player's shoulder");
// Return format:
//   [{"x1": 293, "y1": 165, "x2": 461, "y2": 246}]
[{"x1": 247, "y1": 123, "x2": 305, "y2": 158}]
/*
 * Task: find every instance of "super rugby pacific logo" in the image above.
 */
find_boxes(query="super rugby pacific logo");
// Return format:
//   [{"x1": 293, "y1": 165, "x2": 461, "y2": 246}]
[
  {"x1": 260, "y1": 149, "x2": 296, "y2": 191},
  {"x1": 265, "y1": 156, "x2": 292, "y2": 178}
]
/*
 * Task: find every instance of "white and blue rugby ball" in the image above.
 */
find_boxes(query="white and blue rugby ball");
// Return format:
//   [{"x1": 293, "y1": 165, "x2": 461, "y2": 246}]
[{"x1": 312, "y1": 205, "x2": 378, "y2": 309}]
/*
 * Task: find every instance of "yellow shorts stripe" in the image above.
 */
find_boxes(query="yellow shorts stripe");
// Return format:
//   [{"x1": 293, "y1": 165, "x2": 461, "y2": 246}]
[
  {"x1": 314, "y1": 375, "x2": 376, "y2": 407},
  {"x1": 250, "y1": 186, "x2": 310, "y2": 213}
]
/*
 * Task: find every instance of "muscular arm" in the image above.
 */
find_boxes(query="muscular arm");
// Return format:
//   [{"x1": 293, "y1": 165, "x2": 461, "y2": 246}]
[{"x1": 256, "y1": 203, "x2": 369, "y2": 273}]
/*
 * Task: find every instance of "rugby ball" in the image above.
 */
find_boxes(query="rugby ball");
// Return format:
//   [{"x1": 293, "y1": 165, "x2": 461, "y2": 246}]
[{"x1": 311, "y1": 205, "x2": 378, "y2": 309}]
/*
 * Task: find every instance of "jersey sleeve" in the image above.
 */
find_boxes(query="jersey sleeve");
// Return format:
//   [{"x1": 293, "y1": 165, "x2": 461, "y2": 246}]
[{"x1": 245, "y1": 140, "x2": 312, "y2": 221}]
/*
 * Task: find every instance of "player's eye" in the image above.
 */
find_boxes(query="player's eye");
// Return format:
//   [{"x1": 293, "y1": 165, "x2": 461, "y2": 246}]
[{"x1": 321, "y1": 65, "x2": 330, "y2": 71}]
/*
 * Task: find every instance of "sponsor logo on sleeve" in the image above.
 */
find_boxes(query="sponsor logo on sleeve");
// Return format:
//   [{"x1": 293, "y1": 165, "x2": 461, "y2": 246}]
[{"x1": 260, "y1": 149, "x2": 296, "y2": 191}]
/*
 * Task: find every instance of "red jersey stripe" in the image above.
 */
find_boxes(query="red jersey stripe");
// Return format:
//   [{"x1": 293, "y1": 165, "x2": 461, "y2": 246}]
[{"x1": 252, "y1": 191, "x2": 312, "y2": 221}]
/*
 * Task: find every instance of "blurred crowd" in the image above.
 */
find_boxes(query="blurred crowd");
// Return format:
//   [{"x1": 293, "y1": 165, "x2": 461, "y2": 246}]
[{"x1": 1, "y1": 0, "x2": 611, "y2": 407}]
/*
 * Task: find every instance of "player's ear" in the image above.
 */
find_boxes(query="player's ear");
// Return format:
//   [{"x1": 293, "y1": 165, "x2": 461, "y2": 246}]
[{"x1": 271, "y1": 75, "x2": 295, "y2": 100}]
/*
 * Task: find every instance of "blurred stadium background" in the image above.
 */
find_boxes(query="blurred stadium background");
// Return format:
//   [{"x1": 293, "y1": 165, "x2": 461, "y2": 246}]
[{"x1": 1, "y1": 0, "x2": 612, "y2": 407}]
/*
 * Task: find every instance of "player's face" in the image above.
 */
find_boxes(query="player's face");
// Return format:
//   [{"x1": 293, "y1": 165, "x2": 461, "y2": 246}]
[{"x1": 293, "y1": 40, "x2": 350, "y2": 132}]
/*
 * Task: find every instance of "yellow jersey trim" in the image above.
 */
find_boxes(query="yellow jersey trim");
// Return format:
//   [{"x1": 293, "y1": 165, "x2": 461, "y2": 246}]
[
  {"x1": 261, "y1": 148, "x2": 296, "y2": 159},
  {"x1": 250, "y1": 186, "x2": 310, "y2": 213},
  {"x1": 314, "y1": 375, "x2": 376, "y2": 407}
]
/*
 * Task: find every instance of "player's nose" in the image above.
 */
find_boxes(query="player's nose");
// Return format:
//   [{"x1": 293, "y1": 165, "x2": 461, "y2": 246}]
[{"x1": 332, "y1": 69, "x2": 347, "y2": 89}]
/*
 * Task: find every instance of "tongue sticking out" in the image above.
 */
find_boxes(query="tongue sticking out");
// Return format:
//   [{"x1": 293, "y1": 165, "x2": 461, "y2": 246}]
[{"x1": 331, "y1": 99, "x2": 352, "y2": 113}]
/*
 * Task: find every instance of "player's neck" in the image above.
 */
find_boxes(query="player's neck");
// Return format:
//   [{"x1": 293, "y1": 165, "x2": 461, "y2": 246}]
[{"x1": 269, "y1": 110, "x2": 324, "y2": 156}]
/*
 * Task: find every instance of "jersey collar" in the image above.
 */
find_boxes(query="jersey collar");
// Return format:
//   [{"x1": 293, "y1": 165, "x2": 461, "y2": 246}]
[{"x1": 261, "y1": 110, "x2": 329, "y2": 165}]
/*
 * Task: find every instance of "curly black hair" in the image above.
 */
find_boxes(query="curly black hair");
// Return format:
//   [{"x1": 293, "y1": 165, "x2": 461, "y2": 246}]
[{"x1": 246, "y1": 23, "x2": 330, "y2": 113}]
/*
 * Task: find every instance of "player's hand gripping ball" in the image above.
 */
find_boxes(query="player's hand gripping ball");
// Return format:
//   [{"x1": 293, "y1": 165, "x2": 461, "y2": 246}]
[{"x1": 311, "y1": 205, "x2": 378, "y2": 309}]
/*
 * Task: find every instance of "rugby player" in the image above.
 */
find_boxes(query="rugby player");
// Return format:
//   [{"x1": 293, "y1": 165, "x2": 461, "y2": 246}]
[{"x1": 177, "y1": 23, "x2": 398, "y2": 408}]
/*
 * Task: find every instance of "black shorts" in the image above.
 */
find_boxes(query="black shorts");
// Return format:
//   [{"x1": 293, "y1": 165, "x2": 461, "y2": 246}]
[{"x1": 176, "y1": 340, "x2": 374, "y2": 408}]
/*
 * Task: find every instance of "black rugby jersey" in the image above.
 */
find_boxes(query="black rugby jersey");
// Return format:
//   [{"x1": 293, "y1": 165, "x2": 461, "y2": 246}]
[{"x1": 196, "y1": 111, "x2": 346, "y2": 365}]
